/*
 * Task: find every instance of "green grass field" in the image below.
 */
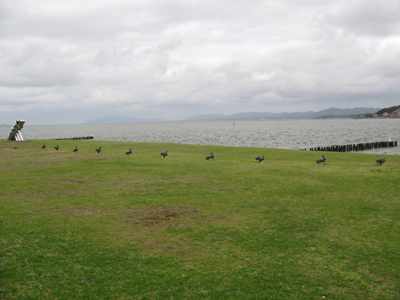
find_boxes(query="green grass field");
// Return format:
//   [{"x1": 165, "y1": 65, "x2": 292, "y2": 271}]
[{"x1": 1, "y1": 140, "x2": 399, "y2": 299}]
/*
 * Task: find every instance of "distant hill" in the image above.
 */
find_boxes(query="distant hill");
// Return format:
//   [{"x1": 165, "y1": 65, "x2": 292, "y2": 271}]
[
  {"x1": 85, "y1": 107, "x2": 381, "y2": 124},
  {"x1": 184, "y1": 107, "x2": 380, "y2": 121},
  {"x1": 84, "y1": 115, "x2": 164, "y2": 124},
  {"x1": 376, "y1": 105, "x2": 400, "y2": 115},
  {"x1": 314, "y1": 114, "x2": 374, "y2": 119}
]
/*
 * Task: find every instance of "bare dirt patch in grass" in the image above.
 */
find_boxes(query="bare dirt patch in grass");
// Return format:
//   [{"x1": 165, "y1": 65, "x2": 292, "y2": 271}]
[
  {"x1": 124, "y1": 205, "x2": 205, "y2": 227},
  {"x1": 49, "y1": 177, "x2": 91, "y2": 185},
  {"x1": 105, "y1": 205, "x2": 229, "y2": 255}
]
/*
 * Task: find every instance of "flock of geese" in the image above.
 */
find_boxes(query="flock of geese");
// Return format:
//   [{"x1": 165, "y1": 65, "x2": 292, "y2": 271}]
[{"x1": 41, "y1": 144, "x2": 386, "y2": 165}]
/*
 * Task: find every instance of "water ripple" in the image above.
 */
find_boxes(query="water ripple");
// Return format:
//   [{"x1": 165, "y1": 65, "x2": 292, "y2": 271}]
[{"x1": 1, "y1": 119, "x2": 399, "y2": 155}]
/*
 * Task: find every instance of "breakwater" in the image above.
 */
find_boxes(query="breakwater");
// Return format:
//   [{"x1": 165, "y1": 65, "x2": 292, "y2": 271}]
[
  {"x1": 303, "y1": 141, "x2": 398, "y2": 152},
  {"x1": 52, "y1": 136, "x2": 94, "y2": 140}
]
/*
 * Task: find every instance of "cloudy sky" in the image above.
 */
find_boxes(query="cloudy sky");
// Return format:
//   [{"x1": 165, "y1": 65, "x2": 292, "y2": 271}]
[{"x1": 1, "y1": 0, "x2": 400, "y2": 125}]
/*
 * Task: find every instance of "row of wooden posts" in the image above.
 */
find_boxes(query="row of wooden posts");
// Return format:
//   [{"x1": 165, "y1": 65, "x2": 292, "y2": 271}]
[
  {"x1": 53, "y1": 136, "x2": 94, "y2": 140},
  {"x1": 302, "y1": 141, "x2": 398, "y2": 152}
]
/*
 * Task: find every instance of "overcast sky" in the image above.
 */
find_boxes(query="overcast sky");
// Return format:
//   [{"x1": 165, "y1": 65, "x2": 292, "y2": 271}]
[{"x1": 1, "y1": 0, "x2": 399, "y2": 125}]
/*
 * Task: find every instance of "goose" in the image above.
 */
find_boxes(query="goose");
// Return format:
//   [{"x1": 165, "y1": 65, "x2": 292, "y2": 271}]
[
  {"x1": 96, "y1": 147, "x2": 101, "y2": 154},
  {"x1": 206, "y1": 152, "x2": 214, "y2": 160},
  {"x1": 126, "y1": 148, "x2": 132, "y2": 156},
  {"x1": 55, "y1": 145, "x2": 59, "y2": 151},
  {"x1": 161, "y1": 150, "x2": 168, "y2": 158},
  {"x1": 376, "y1": 157, "x2": 385, "y2": 165},
  {"x1": 73, "y1": 146, "x2": 78, "y2": 153},
  {"x1": 41, "y1": 144, "x2": 46, "y2": 150},
  {"x1": 316, "y1": 155, "x2": 326, "y2": 165},
  {"x1": 255, "y1": 155, "x2": 264, "y2": 163}
]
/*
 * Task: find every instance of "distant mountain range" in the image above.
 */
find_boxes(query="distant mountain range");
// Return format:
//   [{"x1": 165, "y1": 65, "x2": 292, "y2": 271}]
[
  {"x1": 184, "y1": 107, "x2": 380, "y2": 121},
  {"x1": 84, "y1": 107, "x2": 380, "y2": 124}
]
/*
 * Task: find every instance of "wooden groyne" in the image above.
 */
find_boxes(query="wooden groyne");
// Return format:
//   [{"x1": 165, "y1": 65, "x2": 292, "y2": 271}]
[
  {"x1": 301, "y1": 141, "x2": 398, "y2": 152},
  {"x1": 52, "y1": 136, "x2": 94, "y2": 140}
]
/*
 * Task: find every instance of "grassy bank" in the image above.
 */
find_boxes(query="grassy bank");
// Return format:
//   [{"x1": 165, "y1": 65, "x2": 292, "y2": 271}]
[{"x1": 1, "y1": 140, "x2": 399, "y2": 299}]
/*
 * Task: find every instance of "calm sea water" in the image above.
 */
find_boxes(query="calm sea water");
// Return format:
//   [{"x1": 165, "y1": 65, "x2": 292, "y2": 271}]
[{"x1": 1, "y1": 119, "x2": 399, "y2": 155}]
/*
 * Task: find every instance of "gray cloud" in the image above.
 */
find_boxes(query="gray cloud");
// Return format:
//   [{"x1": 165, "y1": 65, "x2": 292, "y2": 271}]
[
  {"x1": 318, "y1": 0, "x2": 400, "y2": 36},
  {"x1": 0, "y1": 0, "x2": 399, "y2": 124}
]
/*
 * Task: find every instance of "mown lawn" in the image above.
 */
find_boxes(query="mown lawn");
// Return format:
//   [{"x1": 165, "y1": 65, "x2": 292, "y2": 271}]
[{"x1": 1, "y1": 140, "x2": 399, "y2": 299}]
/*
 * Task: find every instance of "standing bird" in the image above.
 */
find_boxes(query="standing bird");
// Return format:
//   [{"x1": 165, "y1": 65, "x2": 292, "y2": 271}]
[
  {"x1": 41, "y1": 144, "x2": 46, "y2": 150},
  {"x1": 206, "y1": 152, "x2": 214, "y2": 160},
  {"x1": 96, "y1": 147, "x2": 101, "y2": 154},
  {"x1": 126, "y1": 148, "x2": 132, "y2": 156},
  {"x1": 161, "y1": 150, "x2": 168, "y2": 158},
  {"x1": 73, "y1": 146, "x2": 78, "y2": 153},
  {"x1": 255, "y1": 155, "x2": 264, "y2": 163},
  {"x1": 316, "y1": 155, "x2": 326, "y2": 165},
  {"x1": 376, "y1": 157, "x2": 385, "y2": 165},
  {"x1": 55, "y1": 145, "x2": 59, "y2": 151}
]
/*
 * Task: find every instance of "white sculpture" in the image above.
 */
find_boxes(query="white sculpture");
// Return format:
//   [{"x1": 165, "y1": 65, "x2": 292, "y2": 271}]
[{"x1": 8, "y1": 120, "x2": 25, "y2": 141}]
